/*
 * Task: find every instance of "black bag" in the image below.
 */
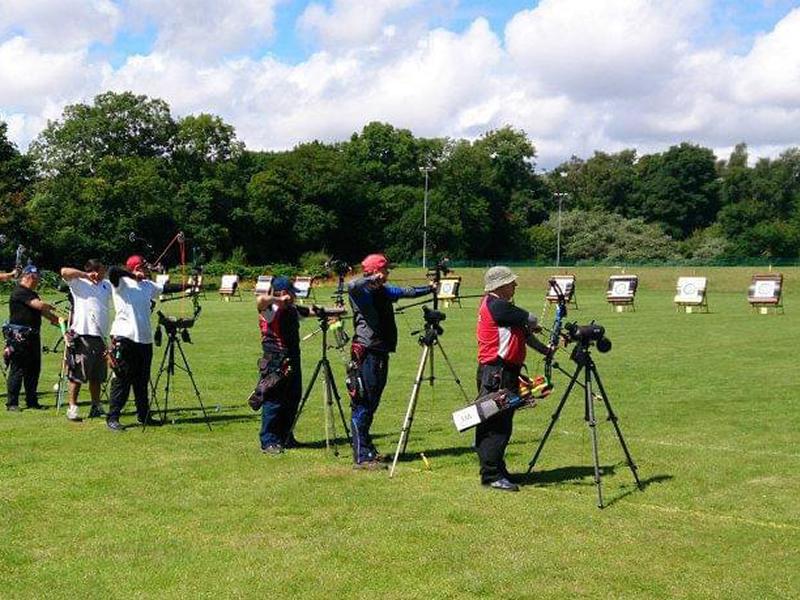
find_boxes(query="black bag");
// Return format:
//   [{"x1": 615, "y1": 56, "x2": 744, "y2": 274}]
[
  {"x1": 247, "y1": 354, "x2": 291, "y2": 411},
  {"x1": 2, "y1": 323, "x2": 36, "y2": 366}
]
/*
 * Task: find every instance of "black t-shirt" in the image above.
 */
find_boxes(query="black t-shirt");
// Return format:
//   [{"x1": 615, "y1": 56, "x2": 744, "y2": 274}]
[{"x1": 9, "y1": 285, "x2": 43, "y2": 330}]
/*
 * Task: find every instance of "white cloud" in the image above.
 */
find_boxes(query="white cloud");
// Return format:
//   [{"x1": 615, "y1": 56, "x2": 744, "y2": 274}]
[
  {"x1": 732, "y1": 7, "x2": 800, "y2": 107},
  {"x1": 124, "y1": 0, "x2": 283, "y2": 59},
  {"x1": 505, "y1": 0, "x2": 709, "y2": 100},
  {"x1": 2, "y1": 0, "x2": 800, "y2": 168},
  {"x1": 0, "y1": 0, "x2": 120, "y2": 50},
  {"x1": 297, "y1": 0, "x2": 425, "y2": 48},
  {"x1": 0, "y1": 37, "x2": 103, "y2": 112}
]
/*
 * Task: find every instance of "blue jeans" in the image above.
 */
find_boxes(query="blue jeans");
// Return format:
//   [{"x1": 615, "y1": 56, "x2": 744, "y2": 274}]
[
  {"x1": 259, "y1": 358, "x2": 302, "y2": 448},
  {"x1": 351, "y1": 350, "x2": 389, "y2": 462}
]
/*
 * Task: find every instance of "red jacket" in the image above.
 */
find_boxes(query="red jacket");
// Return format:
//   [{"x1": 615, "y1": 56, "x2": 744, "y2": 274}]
[{"x1": 476, "y1": 294, "x2": 531, "y2": 366}]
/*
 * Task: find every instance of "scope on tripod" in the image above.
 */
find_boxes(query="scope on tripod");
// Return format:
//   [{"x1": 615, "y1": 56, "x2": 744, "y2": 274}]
[
  {"x1": 156, "y1": 310, "x2": 197, "y2": 345},
  {"x1": 423, "y1": 305, "x2": 446, "y2": 326},
  {"x1": 565, "y1": 321, "x2": 611, "y2": 353},
  {"x1": 312, "y1": 305, "x2": 347, "y2": 320}
]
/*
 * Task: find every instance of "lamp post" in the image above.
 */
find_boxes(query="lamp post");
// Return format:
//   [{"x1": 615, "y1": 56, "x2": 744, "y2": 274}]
[
  {"x1": 420, "y1": 164, "x2": 435, "y2": 269},
  {"x1": 553, "y1": 192, "x2": 568, "y2": 268}
]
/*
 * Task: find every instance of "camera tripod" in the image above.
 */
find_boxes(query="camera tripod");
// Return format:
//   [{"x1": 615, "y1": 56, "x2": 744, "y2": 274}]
[
  {"x1": 144, "y1": 313, "x2": 211, "y2": 431},
  {"x1": 389, "y1": 307, "x2": 470, "y2": 477},
  {"x1": 289, "y1": 312, "x2": 351, "y2": 454},
  {"x1": 527, "y1": 342, "x2": 641, "y2": 508}
]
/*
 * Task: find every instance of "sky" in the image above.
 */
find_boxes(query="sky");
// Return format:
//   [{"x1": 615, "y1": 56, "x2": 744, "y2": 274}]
[{"x1": 1, "y1": 0, "x2": 799, "y2": 168}]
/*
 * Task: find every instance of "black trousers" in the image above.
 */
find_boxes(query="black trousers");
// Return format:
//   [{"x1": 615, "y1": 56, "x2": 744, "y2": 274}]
[
  {"x1": 475, "y1": 362, "x2": 521, "y2": 484},
  {"x1": 108, "y1": 338, "x2": 153, "y2": 421},
  {"x1": 6, "y1": 335, "x2": 41, "y2": 407}
]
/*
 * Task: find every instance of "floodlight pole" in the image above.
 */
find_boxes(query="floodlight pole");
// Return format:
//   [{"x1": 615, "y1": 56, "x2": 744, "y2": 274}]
[
  {"x1": 420, "y1": 164, "x2": 435, "y2": 270},
  {"x1": 553, "y1": 192, "x2": 568, "y2": 268}
]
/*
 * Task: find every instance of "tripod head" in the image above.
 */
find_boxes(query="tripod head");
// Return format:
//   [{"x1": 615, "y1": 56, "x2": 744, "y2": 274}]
[
  {"x1": 155, "y1": 309, "x2": 198, "y2": 345},
  {"x1": 411, "y1": 305, "x2": 446, "y2": 346},
  {"x1": 311, "y1": 305, "x2": 347, "y2": 330}
]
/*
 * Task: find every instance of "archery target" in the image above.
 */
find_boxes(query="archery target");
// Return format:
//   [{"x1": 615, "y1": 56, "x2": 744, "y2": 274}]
[{"x1": 754, "y1": 280, "x2": 777, "y2": 298}]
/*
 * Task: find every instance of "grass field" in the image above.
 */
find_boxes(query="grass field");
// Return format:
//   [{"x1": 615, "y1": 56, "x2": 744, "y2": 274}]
[{"x1": 1, "y1": 267, "x2": 799, "y2": 599}]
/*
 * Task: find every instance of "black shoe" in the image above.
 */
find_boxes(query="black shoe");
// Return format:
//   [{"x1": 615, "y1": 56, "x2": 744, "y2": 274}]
[
  {"x1": 283, "y1": 436, "x2": 306, "y2": 449},
  {"x1": 485, "y1": 477, "x2": 520, "y2": 492},
  {"x1": 137, "y1": 416, "x2": 162, "y2": 427},
  {"x1": 25, "y1": 403, "x2": 46, "y2": 410},
  {"x1": 106, "y1": 419, "x2": 124, "y2": 432},
  {"x1": 6, "y1": 404, "x2": 20, "y2": 412},
  {"x1": 261, "y1": 443, "x2": 284, "y2": 455},
  {"x1": 88, "y1": 404, "x2": 106, "y2": 419}
]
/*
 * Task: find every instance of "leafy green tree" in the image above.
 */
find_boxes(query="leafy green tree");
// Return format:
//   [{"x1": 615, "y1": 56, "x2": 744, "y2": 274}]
[
  {"x1": 27, "y1": 156, "x2": 176, "y2": 265},
  {"x1": 553, "y1": 150, "x2": 638, "y2": 216},
  {"x1": 173, "y1": 113, "x2": 244, "y2": 180},
  {"x1": 551, "y1": 209, "x2": 679, "y2": 262},
  {"x1": 29, "y1": 91, "x2": 176, "y2": 176},
  {"x1": 345, "y1": 122, "x2": 442, "y2": 187},
  {"x1": 1, "y1": 121, "x2": 32, "y2": 195},
  {"x1": 0, "y1": 121, "x2": 35, "y2": 264},
  {"x1": 631, "y1": 143, "x2": 720, "y2": 239}
]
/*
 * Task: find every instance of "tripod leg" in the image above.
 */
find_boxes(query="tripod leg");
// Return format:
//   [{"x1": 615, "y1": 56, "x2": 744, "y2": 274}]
[
  {"x1": 325, "y1": 361, "x2": 352, "y2": 445},
  {"x1": 326, "y1": 366, "x2": 352, "y2": 444},
  {"x1": 428, "y1": 345, "x2": 435, "y2": 387},
  {"x1": 175, "y1": 338, "x2": 212, "y2": 431},
  {"x1": 322, "y1": 359, "x2": 333, "y2": 452},
  {"x1": 527, "y1": 363, "x2": 584, "y2": 473},
  {"x1": 584, "y1": 363, "x2": 604, "y2": 509},
  {"x1": 434, "y1": 341, "x2": 470, "y2": 401},
  {"x1": 288, "y1": 359, "x2": 323, "y2": 439},
  {"x1": 389, "y1": 345, "x2": 430, "y2": 478},
  {"x1": 145, "y1": 339, "x2": 170, "y2": 428},
  {"x1": 160, "y1": 340, "x2": 176, "y2": 424},
  {"x1": 590, "y1": 363, "x2": 642, "y2": 489}
]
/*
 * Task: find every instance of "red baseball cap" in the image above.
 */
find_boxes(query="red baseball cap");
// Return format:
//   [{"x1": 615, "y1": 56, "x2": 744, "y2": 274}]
[
  {"x1": 361, "y1": 253, "x2": 391, "y2": 274},
  {"x1": 126, "y1": 255, "x2": 146, "y2": 271}
]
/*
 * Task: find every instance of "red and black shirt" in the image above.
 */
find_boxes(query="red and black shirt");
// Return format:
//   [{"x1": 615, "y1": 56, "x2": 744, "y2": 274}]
[
  {"x1": 476, "y1": 293, "x2": 531, "y2": 366},
  {"x1": 259, "y1": 303, "x2": 310, "y2": 358}
]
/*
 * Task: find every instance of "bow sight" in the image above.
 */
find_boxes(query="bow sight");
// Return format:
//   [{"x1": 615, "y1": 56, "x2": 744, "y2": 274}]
[
  {"x1": 325, "y1": 257, "x2": 351, "y2": 307},
  {"x1": 325, "y1": 258, "x2": 351, "y2": 278},
  {"x1": 426, "y1": 258, "x2": 450, "y2": 310}
]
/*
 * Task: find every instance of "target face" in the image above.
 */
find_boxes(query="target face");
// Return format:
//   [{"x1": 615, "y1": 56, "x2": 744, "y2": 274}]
[
  {"x1": 612, "y1": 281, "x2": 630, "y2": 295},
  {"x1": 755, "y1": 281, "x2": 777, "y2": 297}
]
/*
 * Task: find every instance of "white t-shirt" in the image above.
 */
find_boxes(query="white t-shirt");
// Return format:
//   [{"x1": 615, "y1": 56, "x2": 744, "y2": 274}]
[
  {"x1": 110, "y1": 277, "x2": 164, "y2": 344},
  {"x1": 66, "y1": 277, "x2": 112, "y2": 337}
]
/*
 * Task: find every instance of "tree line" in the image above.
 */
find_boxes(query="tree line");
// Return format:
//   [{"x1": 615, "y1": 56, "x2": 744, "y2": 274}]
[{"x1": 1, "y1": 91, "x2": 798, "y2": 274}]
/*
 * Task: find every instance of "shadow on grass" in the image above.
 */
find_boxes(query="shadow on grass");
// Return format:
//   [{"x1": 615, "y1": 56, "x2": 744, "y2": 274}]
[
  {"x1": 515, "y1": 464, "x2": 619, "y2": 486},
  {"x1": 516, "y1": 465, "x2": 673, "y2": 507},
  {"x1": 402, "y1": 444, "x2": 475, "y2": 460},
  {"x1": 602, "y1": 474, "x2": 673, "y2": 508}
]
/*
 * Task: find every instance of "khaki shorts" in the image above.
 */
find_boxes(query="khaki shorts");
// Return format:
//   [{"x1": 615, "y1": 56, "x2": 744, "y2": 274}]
[{"x1": 68, "y1": 335, "x2": 108, "y2": 384}]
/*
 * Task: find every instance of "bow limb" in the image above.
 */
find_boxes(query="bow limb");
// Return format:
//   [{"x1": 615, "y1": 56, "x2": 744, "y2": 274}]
[{"x1": 544, "y1": 278, "x2": 568, "y2": 386}]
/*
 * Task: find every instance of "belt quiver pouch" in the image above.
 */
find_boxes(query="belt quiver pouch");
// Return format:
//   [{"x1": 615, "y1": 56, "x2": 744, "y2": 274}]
[
  {"x1": 2, "y1": 323, "x2": 36, "y2": 366},
  {"x1": 107, "y1": 337, "x2": 129, "y2": 378},
  {"x1": 248, "y1": 353, "x2": 291, "y2": 411},
  {"x1": 344, "y1": 343, "x2": 366, "y2": 403}
]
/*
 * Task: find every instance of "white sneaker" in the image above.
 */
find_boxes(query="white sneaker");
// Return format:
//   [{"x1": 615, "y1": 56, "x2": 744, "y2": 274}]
[{"x1": 66, "y1": 404, "x2": 80, "y2": 421}]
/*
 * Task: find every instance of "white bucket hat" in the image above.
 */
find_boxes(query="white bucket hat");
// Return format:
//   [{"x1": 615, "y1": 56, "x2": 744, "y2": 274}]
[{"x1": 484, "y1": 266, "x2": 518, "y2": 292}]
